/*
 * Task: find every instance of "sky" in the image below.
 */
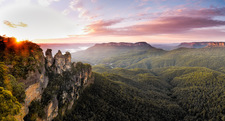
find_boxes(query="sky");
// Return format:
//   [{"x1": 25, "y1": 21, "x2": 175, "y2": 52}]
[{"x1": 0, "y1": 0, "x2": 225, "y2": 43}]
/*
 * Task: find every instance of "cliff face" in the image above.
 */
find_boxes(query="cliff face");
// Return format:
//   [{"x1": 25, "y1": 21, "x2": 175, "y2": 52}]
[
  {"x1": 18, "y1": 49, "x2": 93, "y2": 121},
  {"x1": 178, "y1": 42, "x2": 225, "y2": 48},
  {"x1": 206, "y1": 42, "x2": 225, "y2": 47},
  {"x1": 42, "y1": 49, "x2": 92, "y2": 121}
]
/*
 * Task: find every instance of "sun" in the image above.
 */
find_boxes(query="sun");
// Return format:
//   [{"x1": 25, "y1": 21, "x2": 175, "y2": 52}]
[{"x1": 16, "y1": 37, "x2": 24, "y2": 43}]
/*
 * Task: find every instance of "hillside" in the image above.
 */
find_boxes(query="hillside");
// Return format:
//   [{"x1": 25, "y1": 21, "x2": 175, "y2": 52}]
[
  {"x1": 58, "y1": 66, "x2": 225, "y2": 120},
  {"x1": 73, "y1": 42, "x2": 225, "y2": 70},
  {"x1": 72, "y1": 42, "x2": 164, "y2": 65},
  {"x1": 59, "y1": 72, "x2": 185, "y2": 121}
]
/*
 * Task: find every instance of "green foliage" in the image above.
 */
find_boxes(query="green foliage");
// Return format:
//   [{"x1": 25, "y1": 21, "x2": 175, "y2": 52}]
[
  {"x1": 153, "y1": 67, "x2": 225, "y2": 120},
  {"x1": 24, "y1": 100, "x2": 45, "y2": 121},
  {"x1": 0, "y1": 87, "x2": 21, "y2": 121},
  {"x1": 0, "y1": 39, "x2": 43, "y2": 80},
  {"x1": 74, "y1": 45, "x2": 225, "y2": 71},
  {"x1": 9, "y1": 75, "x2": 26, "y2": 103},
  {"x1": 0, "y1": 62, "x2": 12, "y2": 91},
  {"x1": 60, "y1": 72, "x2": 185, "y2": 121},
  {"x1": 72, "y1": 44, "x2": 164, "y2": 65},
  {"x1": 0, "y1": 62, "x2": 25, "y2": 103}
]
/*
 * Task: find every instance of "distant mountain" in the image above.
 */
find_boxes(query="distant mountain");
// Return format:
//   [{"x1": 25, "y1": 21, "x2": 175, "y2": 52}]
[
  {"x1": 94, "y1": 42, "x2": 152, "y2": 48},
  {"x1": 72, "y1": 42, "x2": 164, "y2": 65},
  {"x1": 178, "y1": 42, "x2": 225, "y2": 48},
  {"x1": 151, "y1": 43, "x2": 179, "y2": 50}
]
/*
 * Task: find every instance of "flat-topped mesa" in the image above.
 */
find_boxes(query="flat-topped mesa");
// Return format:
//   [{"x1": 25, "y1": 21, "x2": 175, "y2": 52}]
[
  {"x1": 45, "y1": 50, "x2": 72, "y2": 74},
  {"x1": 207, "y1": 42, "x2": 225, "y2": 47},
  {"x1": 178, "y1": 42, "x2": 225, "y2": 48},
  {"x1": 95, "y1": 42, "x2": 152, "y2": 48}
]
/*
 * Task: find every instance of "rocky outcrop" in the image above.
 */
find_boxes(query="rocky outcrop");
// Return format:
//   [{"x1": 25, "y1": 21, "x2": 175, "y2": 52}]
[
  {"x1": 206, "y1": 42, "x2": 225, "y2": 47},
  {"x1": 178, "y1": 42, "x2": 225, "y2": 48},
  {"x1": 45, "y1": 49, "x2": 53, "y2": 67},
  {"x1": 42, "y1": 50, "x2": 92, "y2": 121},
  {"x1": 14, "y1": 47, "x2": 93, "y2": 121},
  {"x1": 53, "y1": 50, "x2": 72, "y2": 74},
  {"x1": 21, "y1": 49, "x2": 93, "y2": 121},
  {"x1": 54, "y1": 50, "x2": 65, "y2": 74},
  {"x1": 64, "y1": 52, "x2": 72, "y2": 71}
]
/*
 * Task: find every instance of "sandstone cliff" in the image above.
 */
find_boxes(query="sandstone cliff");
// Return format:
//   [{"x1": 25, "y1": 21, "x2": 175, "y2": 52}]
[
  {"x1": 19, "y1": 49, "x2": 93, "y2": 121},
  {"x1": 178, "y1": 42, "x2": 225, "y2": 48}
]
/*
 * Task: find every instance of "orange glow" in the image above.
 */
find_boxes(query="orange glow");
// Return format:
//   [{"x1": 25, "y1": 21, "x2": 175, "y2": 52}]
[{"x1": 16, "y1": 38, "x2": 23, "y2": 43}]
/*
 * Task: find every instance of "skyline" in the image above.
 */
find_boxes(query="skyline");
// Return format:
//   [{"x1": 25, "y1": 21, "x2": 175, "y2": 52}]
[{"x1": 0, "y1": 0, "x2": 225, "y2": 43}]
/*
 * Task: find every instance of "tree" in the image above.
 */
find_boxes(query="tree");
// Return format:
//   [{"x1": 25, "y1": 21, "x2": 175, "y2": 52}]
[{"x1": 0, "y1": 87, "x2": 21, "y2": 120}]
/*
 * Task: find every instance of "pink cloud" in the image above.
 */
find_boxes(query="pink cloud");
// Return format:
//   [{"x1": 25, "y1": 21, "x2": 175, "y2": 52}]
[
  {"x1": 84, "y1": 19, "x2": 123, "y2": 34},
  {"x1": 161, "y1": 7, "x2": 225, "y2": 18},
  {"x1": 69, "y1": 0, "x2": 98, "y2": 20},
  {"x1": 83, "y1": 7, "x2": 225, "y2": 36},
  {"x1": 84, "y1": 16, "x2": 225, "y2": 36}
]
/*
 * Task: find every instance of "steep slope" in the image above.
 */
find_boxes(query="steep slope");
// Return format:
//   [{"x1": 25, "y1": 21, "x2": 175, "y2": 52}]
[
  {"x1": 61, "y1": 66, "x2": 225, "y2": 121},
  {"x1": 0, "y1": 36, "x2": 93, "y2": 121},
  {"x1": 59, "y1": 72, "x2": 185, "y2": 121}
]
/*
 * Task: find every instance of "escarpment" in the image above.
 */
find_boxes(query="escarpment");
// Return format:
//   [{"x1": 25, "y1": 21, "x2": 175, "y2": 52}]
[{"x1": 21, "y1": 49, "x2": 93, "y2": 121}]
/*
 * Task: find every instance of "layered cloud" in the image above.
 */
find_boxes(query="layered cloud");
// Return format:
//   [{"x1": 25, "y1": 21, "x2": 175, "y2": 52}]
[
  {"x1": 84, "y1": 7, "x2": 225, "y2": 37},
  {"x1": 1, "y1": 0, "x2": 225, "y2": 43}
]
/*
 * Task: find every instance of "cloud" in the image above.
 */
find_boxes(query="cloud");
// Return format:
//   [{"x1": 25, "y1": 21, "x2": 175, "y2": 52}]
[
  {"x1": 0, "y1": 5, "x2": 76, "y2": 40},
  {"x1": 123, "y1": 17, "x2": 225, "y2": 35},
  {"x1": 69, "y1": 0, "x2": 97, "y2": 20},
  {"x1": 84, "y1": 16, "x2": 225, "y2": 36},
  {"x1": 84, "y1": 19, "x2": 123, "y2": 34},
  {"x1": 38, "y1": 0, "x2": 60, "y2": 7},
  {"x1": 3, "y1": 20, "x2": 28, "y2": 28},
  {"x1": 84, "y1": 7, "x2": 225, "y2": 36},
  {"x1": 160, "y1": 7, "x2": 225, "y2": 18}
]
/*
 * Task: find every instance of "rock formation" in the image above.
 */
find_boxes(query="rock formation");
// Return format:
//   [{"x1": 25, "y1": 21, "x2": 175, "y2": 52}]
[
  {"x1": 178, "y1": 42, "x2": 225, "y2": 48},
  {"x1": 45, "y1": 49, "x2": 54, "y2": 67},
  {"x1": 16, "y1": 49, "x2": 93, "y2": 121},
  {"x1": 52, "y1": 50, "x2": 72, "y2": 74}
]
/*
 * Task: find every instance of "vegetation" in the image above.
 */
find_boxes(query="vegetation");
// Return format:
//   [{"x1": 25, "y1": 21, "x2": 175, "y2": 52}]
[
  {"x1": 0, "y1": 62, "x2": 25, "y2": 103},
  {"x1": 0, "y1": 36, "x2": 43, "y2": 120},
  {"x1": 74, "y1": 44, "x2": 225, "y2": 71},
  {"x1": 0, "y1": 87, "x2": 21, "y2": 121},
  {"x1": 0, "y1": 38, "x2": 43, "y2": 80},
  {"x1": 153, "y1": 67, "x2": 225, "y2": 120},
  {"x1": 60, "y1": 72, "x2": 185, "y2": 121},
  {"x1": 57, "y1": 65, "x2": 225, "y2": 121},
  {"x1": 3, "y1": 36, "x2": 225, "y2": 121},
  {"x1": 23, "y1": 100, "x2": 45, "y2": 121}
]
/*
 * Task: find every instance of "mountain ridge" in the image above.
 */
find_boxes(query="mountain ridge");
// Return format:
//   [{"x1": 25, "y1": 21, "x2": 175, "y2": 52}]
[
  {"x1": 94, "y1": 42, "x2": 152, "y2": 48},
  {"x1": 178, "y1": 42, "x2": 225, "y2": 48}
]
